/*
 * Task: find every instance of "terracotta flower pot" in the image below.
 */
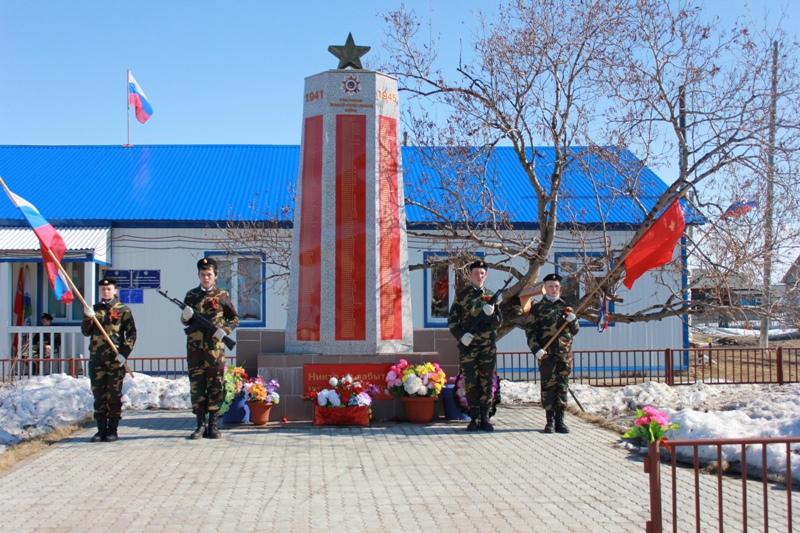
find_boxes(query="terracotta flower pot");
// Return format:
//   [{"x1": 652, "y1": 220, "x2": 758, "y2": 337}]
[
  {"x1": 402, "y1": 395, "x2": 438, "y2": 424},
  {"x1": 246, "y1": 401, "x2": 273, "y2": 426}
]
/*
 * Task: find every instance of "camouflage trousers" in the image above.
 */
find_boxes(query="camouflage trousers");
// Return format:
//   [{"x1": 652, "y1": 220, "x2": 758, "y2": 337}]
[
  {"x1": 187, "y1": 348, "x2": 225, "y2": 415},
  {"x1": 539, "y1": 356, "x2": 571, "y2": 411},
  {"x1": 461, "y1": 343, "x2": 497, "y2": 409},
  {"x1": 89, "y1": 357, "x2": 125, "y2": 419}
]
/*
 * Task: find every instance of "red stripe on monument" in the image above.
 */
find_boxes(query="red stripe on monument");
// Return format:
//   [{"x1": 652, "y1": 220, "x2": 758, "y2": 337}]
[
  {"x1": 378, "y1": 116, "x2": 403, "y2": 340},
  {"x1": 296, "y1": 115, "x2": 323, "y2": 341},
  {"x1": 335, "y1": 115, "x2": 367, "y2": 341}
]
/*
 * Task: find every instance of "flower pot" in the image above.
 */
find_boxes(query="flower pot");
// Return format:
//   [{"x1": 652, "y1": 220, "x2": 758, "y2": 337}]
[
  {"x1": 222, "y1": 392, "x2": 250, "y2": 424},
  {"x1": 402, "y1": 395, "x2": 438, "y2": 424},
  {"x1": 246, "y1": 401, "x2": 273, "y2": 426},
  {"x1": 441, "y1": 384, "x2": 463, "y2": 420},
  {"x1": 314, "y1": 405, "x2": 369, "y2": 426}
]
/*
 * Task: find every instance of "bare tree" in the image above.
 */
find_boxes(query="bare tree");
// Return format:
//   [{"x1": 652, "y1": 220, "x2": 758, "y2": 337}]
[{"x1": 377, "y1": 0, "x2": 800, "y2": 339}]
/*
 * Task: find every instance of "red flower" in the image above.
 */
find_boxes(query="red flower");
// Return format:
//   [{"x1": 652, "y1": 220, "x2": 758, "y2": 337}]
[{"x1": 281, "y1": 417, "x2": 288, "y2": 423}]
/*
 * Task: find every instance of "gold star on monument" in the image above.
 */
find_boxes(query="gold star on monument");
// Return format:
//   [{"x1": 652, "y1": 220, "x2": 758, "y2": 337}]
[{"x1": 328, "y1": 33, "x2": 370, "y2": 70}]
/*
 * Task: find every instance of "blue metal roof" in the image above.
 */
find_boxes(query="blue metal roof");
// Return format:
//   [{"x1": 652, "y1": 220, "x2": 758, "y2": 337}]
[{"x1": 0, "y1": 144, "x2": 677, "y2": 227}]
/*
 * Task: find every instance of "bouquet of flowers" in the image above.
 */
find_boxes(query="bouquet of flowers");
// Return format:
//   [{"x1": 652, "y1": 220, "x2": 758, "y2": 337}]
[
  {"x1": 220, "y1": 365, "x2": 249, "y2": 416},
  {"x1": 243, "y1": 376, "x2": 280, "y2": 404},
  {"x1": 623, "y1": 405, "x2": 679, "y2": 443},
  {"x1": 306, "y1": 375, "x2": 380, "y2": 408},
  {"x1": 385, "y1": 359, "x2": 446, "y2": 398},
  {"x1": 453, "y1": 372, "x2": 501, "y2": 417}
]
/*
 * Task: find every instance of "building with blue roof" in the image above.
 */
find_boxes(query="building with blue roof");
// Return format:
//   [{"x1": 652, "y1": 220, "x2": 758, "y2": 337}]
[{"x1": 0, "y1": 144, "x2": 689, "y2": 371}]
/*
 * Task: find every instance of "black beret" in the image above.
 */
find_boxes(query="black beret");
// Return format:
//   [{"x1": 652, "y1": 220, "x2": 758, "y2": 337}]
[
  {"x1": 197, "y1": 257, "x2": 218, "y2": 271},
  {"x1": 99, "y1": 278, "x2": 117, "y2": 287},
  {"x1": 469, "y1": 260, "x2": 487, "y2": 271},
  {"x1": 542, "y1": 273, "x2": 563, "y2": 283},
  {"x1": 41, "y1": 313, "x2": 53, "y2": 321}
]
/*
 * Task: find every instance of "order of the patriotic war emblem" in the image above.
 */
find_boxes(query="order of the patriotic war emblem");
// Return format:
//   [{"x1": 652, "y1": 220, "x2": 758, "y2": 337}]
[{"x1": 342, "y1": 75, "x2": 360, "y2": 94}]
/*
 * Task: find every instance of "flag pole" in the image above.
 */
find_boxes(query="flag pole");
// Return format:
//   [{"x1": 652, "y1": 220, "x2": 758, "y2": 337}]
[
  {"x1": 125, "y1": 70, "x2": 131, "y2": 147},
  {"x1": 46, "y1": 249, "x2": 134, "y2": 378},
  {"x1": 537, "y1": 198, "x2": 688, "y2": 353}
]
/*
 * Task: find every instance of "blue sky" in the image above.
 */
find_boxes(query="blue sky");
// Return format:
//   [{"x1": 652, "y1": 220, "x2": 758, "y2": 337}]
[{"x1": 0, "y1": 0, "x2": 796, "y2": 147}]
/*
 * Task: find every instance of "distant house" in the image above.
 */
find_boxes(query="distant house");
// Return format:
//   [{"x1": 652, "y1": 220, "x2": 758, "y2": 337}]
[{"x1": 1, "y1": 144, "x2": 691, "y2": 373}]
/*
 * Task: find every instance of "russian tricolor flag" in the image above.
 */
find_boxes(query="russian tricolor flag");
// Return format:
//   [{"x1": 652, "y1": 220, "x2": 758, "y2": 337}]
[
  {"x1": 128, "y1": 71, "x2": 153, "y2": 124},
  {"x1": 1, "y1": 181, "x2": 74, "y2": 304},
  {"x1": 722, "y1": 197, "x2": 756, "y2": 218}
]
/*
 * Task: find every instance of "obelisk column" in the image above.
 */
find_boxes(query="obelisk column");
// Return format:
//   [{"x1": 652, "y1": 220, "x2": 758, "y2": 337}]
[{"x1": 285, "y1": 34, "x2": 413, "y2": 355}]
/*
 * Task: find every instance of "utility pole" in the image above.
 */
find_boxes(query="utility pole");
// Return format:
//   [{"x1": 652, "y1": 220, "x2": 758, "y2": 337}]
[{"x1": 761, "y1": 41, "x2": 779, "y2": 348}]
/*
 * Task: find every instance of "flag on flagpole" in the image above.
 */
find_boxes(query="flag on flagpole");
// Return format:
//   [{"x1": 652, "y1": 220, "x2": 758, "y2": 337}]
[
  {"x1": 23, "y1": 265, "x2": 33, "y2": 326},
  {"x1": 1, "y1": 184, "x2": 74, "y2": 304},
  {"x1": 128, "y1": 71, "x2": 153, "y2": 124},
  {"x1": 623, "y1": 200, "x2": 686, "y2": 290},
  {"x1": 721, "y1": 197, "x2": 756, "y2": 218}
]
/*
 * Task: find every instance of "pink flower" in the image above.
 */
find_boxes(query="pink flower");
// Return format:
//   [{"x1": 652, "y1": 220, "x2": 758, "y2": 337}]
[
  {"x1": 635, "y1": 416, "x2": 650, "y2": 427},
  {"x1": 642, "y1": 406, "x2": 669, "y2": 426},
  {"x1": 386, "y1": 370, "x2": 398, "y2": 382}
]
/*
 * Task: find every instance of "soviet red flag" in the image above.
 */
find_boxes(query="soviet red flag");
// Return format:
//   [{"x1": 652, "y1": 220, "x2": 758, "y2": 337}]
[{"x1": 623, "y1": 200, "x2": 685, "y2": 290}]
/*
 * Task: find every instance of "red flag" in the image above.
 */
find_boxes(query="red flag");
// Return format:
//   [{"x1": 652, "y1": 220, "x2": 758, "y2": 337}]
[{"x1": 623, "y1": 201, "x2": 685, "y2": 290}]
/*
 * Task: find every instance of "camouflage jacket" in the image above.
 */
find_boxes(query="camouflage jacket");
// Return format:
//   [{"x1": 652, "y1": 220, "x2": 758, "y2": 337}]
[
  {"x1": 448, "y1": 285, "x2": 502, "y2": 347},
  {"x1": 525, "y1": 297, "x2": 579, "y2": 360},
  {"x1": 181, "y1": 286, "x2": 239, "y2": 351},
  {"x1": 80, "y1": 298, "x2": 137, "y2": 360}
]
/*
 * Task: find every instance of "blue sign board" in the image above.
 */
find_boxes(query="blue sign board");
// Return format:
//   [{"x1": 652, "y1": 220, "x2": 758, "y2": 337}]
[
  {"x1": 103, "y1": 270, "x2": 132, "y2": 289},
  {"x1": 132, "y1": 270, "x2": 161, "y2": 289},
  {"x1": 119, "y1": 289, "x2": 144, "y2": 304}
]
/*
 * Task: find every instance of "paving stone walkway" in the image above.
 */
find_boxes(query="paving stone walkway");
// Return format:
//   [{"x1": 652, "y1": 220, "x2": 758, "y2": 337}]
[{"x1": 1, "y1": 406, "x2": 795, "y2": 532}]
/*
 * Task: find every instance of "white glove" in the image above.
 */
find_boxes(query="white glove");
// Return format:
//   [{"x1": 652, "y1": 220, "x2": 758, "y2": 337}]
[
  {"x1": 565, "y1": 313, "x2": 577, "y2": 323},
  {"x1": 534, "y1": 349, "x2": 545, "y2": 360},
  {"x1": 460, "y1": 333, "x2": 474, "y2": 346},
  {"x1": 181, "y1": 306, "x2": 194, "y2": 321},
  {"x1": 482, "y1": 304, "x2": 495, "y2": 316},
  {"x1": 83, "y1": 307, "x2": 95, "y2": 318},
  {"x1": 115, "y1": 353, "x2": 126, "y2": 367},
  {"x1": 213, "y1": 328, "x2": 227, "y2": 341}
]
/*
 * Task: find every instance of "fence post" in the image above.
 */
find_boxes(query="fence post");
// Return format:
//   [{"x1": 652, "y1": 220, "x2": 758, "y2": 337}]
[
  {"x1": 777, "y1": 346, "x2": 784, "y2": 385},
  {"x1": 646, "y1": 440, "x2": 663, "y2": 533},
  {"x1": 665, "y1": 349, "x2": 672, "y2": 386}
]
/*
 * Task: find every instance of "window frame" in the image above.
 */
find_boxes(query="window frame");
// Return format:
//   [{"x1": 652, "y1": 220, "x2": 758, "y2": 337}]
[
  {"x1": 422, "y1": 251, "x2": 484, "y2": 328},
  {"x1": 554, "y1": 251, "x2": 615, "y2": 329},
  {"x1": 204, "y1": 251, "x2": 266, "y2": 328}
]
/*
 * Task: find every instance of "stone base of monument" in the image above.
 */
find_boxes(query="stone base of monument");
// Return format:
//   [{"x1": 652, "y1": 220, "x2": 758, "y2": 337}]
[{"x1": 257, "y1": 349, "x2": 460, "y2": 423}]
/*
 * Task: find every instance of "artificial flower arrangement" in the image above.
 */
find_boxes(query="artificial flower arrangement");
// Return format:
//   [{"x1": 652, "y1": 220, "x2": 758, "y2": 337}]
[
  {"x1": 385, "y1": 359, "x2": 447, "y2": 397},
  {"x1": 453, "y1": 372, "x2": 501, "y2": 417},
  {"x1": 243, "y1": 376, "x2": 280, "y2": 404},
  {"x1": 305, "y1": 375, "x2": 381, "y2": 426},
  {"x1": 623, "y1": 405, "x2": 679, "y2": 446},
  {"x1": 306, "y1": 375, "x2": 381, "y2": 408},
  {"x1": 220, "y1": 365, "x2": 249, "y2": 416}
]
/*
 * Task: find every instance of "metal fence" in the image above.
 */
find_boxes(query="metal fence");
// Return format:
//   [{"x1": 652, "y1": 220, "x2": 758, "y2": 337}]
[
  {"x1": 644, "y1": 437, "x2": 800, "y2": 532},
  {"x1": 0, "y1": 356, "x2": 237, "y2": 382},
  {"x1": 497, "y1": 347, "x2": 800, "y2": 387}
]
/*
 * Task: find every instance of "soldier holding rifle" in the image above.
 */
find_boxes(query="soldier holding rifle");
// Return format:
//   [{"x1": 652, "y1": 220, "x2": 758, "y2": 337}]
[
  {"x1": 448, "y1": 260, "x2": 503, "y2": 432},
  {"x1": 81, "y1": 278, "x2": 137, "y2": 443},
  {"x1": 525, "y1": 273, "x2": 579, "y2": 434},
  {"x1": 180, "y1": 257, "x2": 239, "y2": 439}
]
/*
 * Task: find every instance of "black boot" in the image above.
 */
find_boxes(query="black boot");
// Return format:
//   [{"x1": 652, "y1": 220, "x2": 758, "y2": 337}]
[
  {"x1": 466, "y1": 407, "x2": 481, "y2": 431},
  {"x1": 104, "y1": 418, "x2": 119, "y2": 442},
  {"x1": 205, "y1": 412, "x2": 222, "y2": 439},
  {"x1": 91, "y1": 416, "x2": 106, "y2": 443},
  {"x1": 543, "y1": 410, "x2": 555, "y2": 433},
  {"x1": 190, "y1": 413, "x2": 206, "y2": 440},
  {"x1": 555, "y1": 408, "x2": 570, "y2": 434},
  {"x1": 480, "y1": 406, "x2": 494, "y2": 432}
]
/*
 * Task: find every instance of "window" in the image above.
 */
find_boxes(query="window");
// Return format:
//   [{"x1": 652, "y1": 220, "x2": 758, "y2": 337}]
[
  {"x1": 423, "y1": 251, "x2": 483, "y2": 327},
  {"x1": 211, "y1": 254, "x2": 264, "y2": 325},
  {"x1": 45, "y1": 262, "x2": 85, "y2": 321},
  {"x1": 555, "y1": 252, "x2": 614, "y2": 326}
]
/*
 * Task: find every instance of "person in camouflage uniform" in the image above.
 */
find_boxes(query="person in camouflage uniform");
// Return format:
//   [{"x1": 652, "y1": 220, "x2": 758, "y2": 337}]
[
  {"x1": 81, "y1": 278, "x2": 137, "y2": 443},
  {"x1": 181, "y1": 257, "x2": 239, "y2": 439},
  {"x1": 525, "y1": 273, "x2": 579, "y2": 434},
  {"x1": 448, "y1": 260, "x2": 502, "y2": 432}
]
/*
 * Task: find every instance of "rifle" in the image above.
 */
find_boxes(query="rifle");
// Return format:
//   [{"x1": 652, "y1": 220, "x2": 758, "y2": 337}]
[
  {"x1": 157, "y1": 289, "x2": 236, "y2": 351},
  {"x1": 464, "y1": 276, "x2": 513, "y2": 335}
]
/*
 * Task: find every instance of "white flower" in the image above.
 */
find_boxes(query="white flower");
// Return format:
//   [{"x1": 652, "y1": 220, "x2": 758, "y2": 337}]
[
  {"x1": 343, "y1": 374, "x2": 353, "y2": 384},
  {"x1": 269, "y1": 392, "x2": 280, "y2": 404},
  {"x1": 403, "y1": 374, "x2": 421, "y2": 395},
  {"x1": 317, "y1": 390, "x2": 329, "y2": 406},
  {"x1": 418, "y1": 385, "x2": 428, "y2": 396},
  {"x1": 328, "y1": 392, "x2": 341, "y2": 407},
  {"x1": 356, "y1": 392, "x2": 372, "y2": 407},
  {"x1": 329, "y1": 377, "x2": 338, "y2": 387}
]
